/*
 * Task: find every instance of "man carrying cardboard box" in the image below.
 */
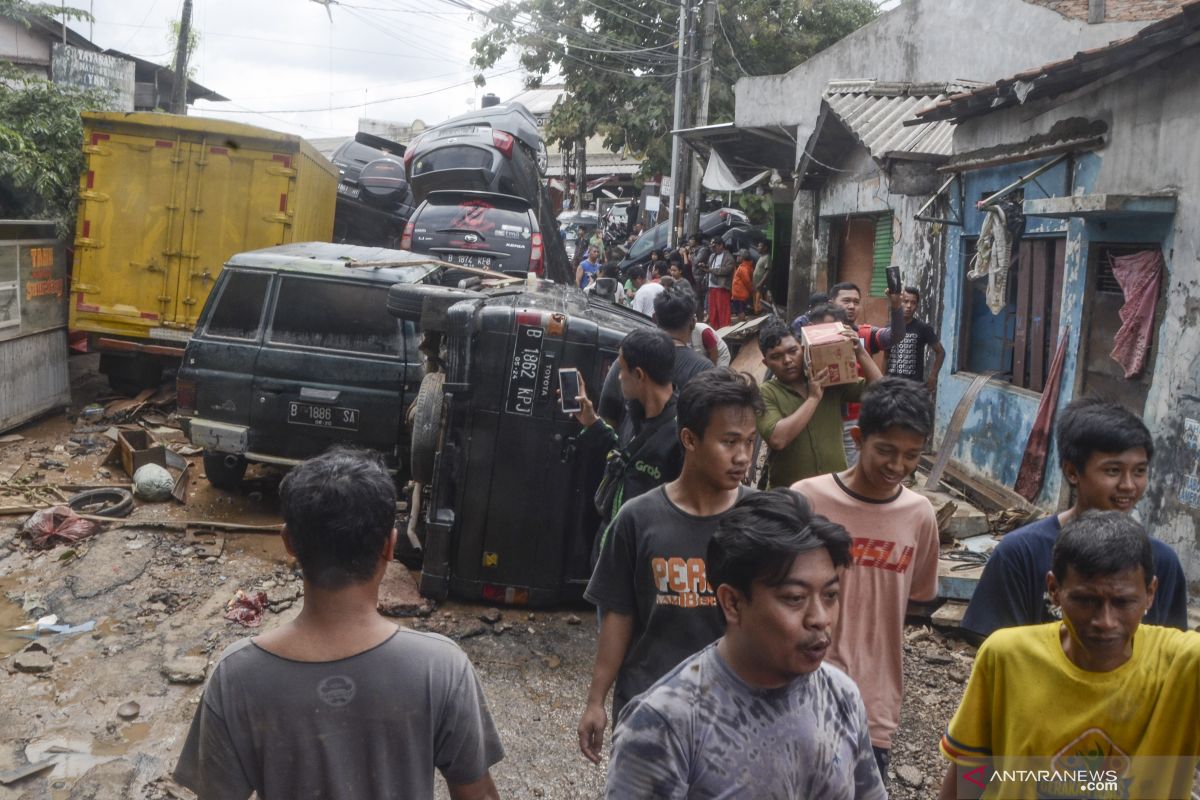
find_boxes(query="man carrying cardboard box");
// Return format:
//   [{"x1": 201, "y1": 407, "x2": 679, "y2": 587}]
[{"x1": 756, "y1": 320, "x2": 881, "y2": 488}]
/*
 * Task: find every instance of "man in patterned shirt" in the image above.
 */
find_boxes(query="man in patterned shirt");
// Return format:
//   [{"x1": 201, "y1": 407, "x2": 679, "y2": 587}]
[
  {"x1": 606, "y1": 490, "x2": 885, "y2": 799},
  {"x1": 885, "y1": 286, "x2": 944, "y2": 392}
]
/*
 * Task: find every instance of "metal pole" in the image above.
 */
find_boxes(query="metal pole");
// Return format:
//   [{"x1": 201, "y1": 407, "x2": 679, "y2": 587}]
[
  {"x1": 666, "y1": 0, "x2": 687, "y2": 250},
  {"x1": 686, "y1": 0, "x2": 715, "y2": 235}
]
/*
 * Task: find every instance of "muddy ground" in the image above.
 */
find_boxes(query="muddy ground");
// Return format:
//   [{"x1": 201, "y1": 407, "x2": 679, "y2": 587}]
[{"x1": 0, "y1": 355, "x2": 973, "y2": 799}]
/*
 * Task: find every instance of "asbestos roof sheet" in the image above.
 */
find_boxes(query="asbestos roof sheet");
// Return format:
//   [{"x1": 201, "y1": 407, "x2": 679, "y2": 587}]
[
  {"x1": 822, "y1": 80, "x2": 983, "y2": 161},
  {"x1": 914, "y1": 0, "x2": 1200, "y2": 123}
]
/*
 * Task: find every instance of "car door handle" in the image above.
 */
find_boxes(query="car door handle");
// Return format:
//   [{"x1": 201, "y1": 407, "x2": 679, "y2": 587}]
[
  {"x1": 259, "y1": 381, "x2": 288, "y2": 393},
  {"x1": 300, "y1": 387, "x2": 341, "y2": 403}
]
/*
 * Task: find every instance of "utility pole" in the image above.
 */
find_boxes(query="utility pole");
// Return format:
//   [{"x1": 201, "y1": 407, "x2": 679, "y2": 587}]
[
  {"x1": 686, "y1": 0, "x2": 716, "y2": 235},
  {"x1": 170, "y1": 0, "x2": 193, "y2": 115},
  {"x1": 666, "y1": 0, "x2": 688, "y2": 249},
  {"x1": 574, "y1": 135, "x2": 587, "y2": 213}
]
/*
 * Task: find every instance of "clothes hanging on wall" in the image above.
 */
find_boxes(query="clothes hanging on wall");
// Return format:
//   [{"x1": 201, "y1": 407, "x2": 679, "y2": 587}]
[
  {"x1": 1108, "y1": 249, "x2": 1164, "y2": 379},
  {"x1": 968, "y1": 205, "x2": 1012, "y2": 315}
]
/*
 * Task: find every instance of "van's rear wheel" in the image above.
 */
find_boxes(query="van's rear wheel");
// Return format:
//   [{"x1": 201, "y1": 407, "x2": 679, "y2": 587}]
[
  {"x1": 410, "y1": 373, "x2": 445, "y2": 484},
  {"x1": 203, "y1": 451, "x2": 247, "y2": 491}
]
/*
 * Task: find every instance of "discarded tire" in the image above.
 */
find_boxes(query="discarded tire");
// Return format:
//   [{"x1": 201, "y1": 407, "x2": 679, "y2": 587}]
[
  {"x1": 410, "y1": 372, "x2": 446, "y2": 484},
  {"x1": 66, "y1": 487, "x2": 134, "y2": 518}
]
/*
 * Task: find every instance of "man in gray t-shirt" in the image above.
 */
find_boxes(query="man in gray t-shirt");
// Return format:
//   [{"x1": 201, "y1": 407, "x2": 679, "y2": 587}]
[
  {"x1": 607, "y1": 490, "x2": 884, "y2": 799},
  {"x1": 173, "y1": 448, "x2": 503, "y2": 800}
]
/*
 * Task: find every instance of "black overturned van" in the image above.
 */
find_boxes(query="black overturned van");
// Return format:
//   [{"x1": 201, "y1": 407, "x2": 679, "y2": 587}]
[
  {"x1": 389, "y1": 279, "x2": 648, "y2": 605},
  {"x1": 176, "y1": 243, "x2": 442, "y2": 488}
]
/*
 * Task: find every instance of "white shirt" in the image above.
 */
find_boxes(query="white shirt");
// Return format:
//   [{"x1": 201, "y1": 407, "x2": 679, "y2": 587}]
[
  {"x1": 631, "y1": 281, "x2": 666, "y2": 317},
  {"x1": 690, "y1": 323, "x2": 731, "y2": 366}
]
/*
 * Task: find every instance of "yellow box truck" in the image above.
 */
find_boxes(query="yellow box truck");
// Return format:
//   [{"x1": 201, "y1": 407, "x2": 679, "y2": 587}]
[{"x1": 69, "y1": 112, "x2": 337, "y2": 391}]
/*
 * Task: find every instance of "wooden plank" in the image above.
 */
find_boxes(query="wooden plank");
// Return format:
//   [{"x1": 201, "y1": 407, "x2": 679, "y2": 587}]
[
  {"x1": 1028, "y1": 241, "x2": 1050, "y2": 392},
  {"x1": 920, "y1": 455, "x2": 1038, "y2": 514},
  {"x1": 1012, "y1": 240, "x2": 1032, "y2": 388},
  {"x1": 1049, "y1": 238, "x2": 1065, "y2": 358},
  {"x1": 938, "y1": 557, "x2": 985, "y2": 601}
]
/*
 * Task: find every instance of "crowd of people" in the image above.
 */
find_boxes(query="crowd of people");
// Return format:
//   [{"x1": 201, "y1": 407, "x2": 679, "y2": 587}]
[{"x1": 171, "y1": 278, "x2": 1199, "y2": 799}]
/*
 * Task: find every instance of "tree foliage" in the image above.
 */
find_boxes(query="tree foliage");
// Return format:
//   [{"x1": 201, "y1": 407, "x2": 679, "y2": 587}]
[
  {"x1": 0, "y1": 1, "x2": 106, "y2": 232},
  {"x1": 470, "y1": 0, "x2": 877, "y2": 175}
]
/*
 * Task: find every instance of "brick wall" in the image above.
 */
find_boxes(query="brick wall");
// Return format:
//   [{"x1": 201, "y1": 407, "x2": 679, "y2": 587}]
[{"x1": 1024, "y1": 0, "x2": 1189, "y2": 20}]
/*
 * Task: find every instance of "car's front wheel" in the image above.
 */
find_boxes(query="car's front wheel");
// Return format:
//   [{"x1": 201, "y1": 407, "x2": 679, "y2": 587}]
[
  {"x1": 409, "y1": 372, "x2": 445, "y2": 484},
  {"x1": 203, "y1": 451, "x2": 247, "y2": 491}
]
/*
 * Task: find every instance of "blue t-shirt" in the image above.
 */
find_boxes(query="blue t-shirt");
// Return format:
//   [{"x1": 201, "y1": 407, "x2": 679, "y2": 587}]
[
  {"x1": 961, "y1": 514, "x2": 1189, "y2": 639},
  {"x1": 579, "y1": 258, "x2": 600, "y2": 289}
]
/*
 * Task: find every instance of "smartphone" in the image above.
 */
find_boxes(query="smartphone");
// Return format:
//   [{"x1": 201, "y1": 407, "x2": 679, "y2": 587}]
[
  {"x1": 558, "y1": 368, "x2": 582, "y2": 413},
  {"x1": 885, "y1": 265, "x2": 902, "y2": 295}
]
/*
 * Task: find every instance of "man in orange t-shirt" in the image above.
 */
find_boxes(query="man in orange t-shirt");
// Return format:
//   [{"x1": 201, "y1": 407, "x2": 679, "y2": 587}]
[{"x1": 793, "y1": 377, "x2": 939, "y2": 786}]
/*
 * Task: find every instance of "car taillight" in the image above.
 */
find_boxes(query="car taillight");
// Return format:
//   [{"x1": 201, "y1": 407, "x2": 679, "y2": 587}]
[
  {"x1": 401, "y1": 220, "x2": 414, "y2": 250},
  {"x1": 177, "y1": 377, "x2": 197, "y2": 415},
  {"x1": 529, "y1": 231, "x2": 543, "y2": 276},
  {"x1": 492, "y1": 129, "x2": 514, "y2": 159},
  {"x1": 403, "y1": 136, "x2": 420, "y2": 172}
]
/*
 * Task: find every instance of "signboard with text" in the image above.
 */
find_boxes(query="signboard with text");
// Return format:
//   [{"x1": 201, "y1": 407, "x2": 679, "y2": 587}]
[{"x1": 51, "y1": 44, "x2": 135, "y2": 111}]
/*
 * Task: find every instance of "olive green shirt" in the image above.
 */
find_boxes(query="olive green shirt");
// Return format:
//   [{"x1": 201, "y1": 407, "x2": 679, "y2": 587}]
[{"x1": 756, "y1": 377, "x2": 865, "y2": 488}]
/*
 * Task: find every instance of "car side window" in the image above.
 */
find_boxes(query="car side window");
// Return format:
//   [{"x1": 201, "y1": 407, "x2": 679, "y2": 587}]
[
  {"x1": 205, "y1": 271, "x2": 270, "y2": 340},
  {"x1": 268, "y1": 277, "x2": 400, "y2": 357}
]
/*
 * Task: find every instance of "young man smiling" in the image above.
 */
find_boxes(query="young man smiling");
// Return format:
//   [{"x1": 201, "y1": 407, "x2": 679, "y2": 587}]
[
  {"x1": 756, "y1": 320, "x2": 881, "y2": 488},
  {"x1": 578, "y1": 368, "x2": 762, "y2": 764},
  {"x1": 939, "y1": 513, "x2": 1200, "y2": 800},
  {"x1": 962, "y1": 397, "x2": 1188, "y2": 639},
  {"x1": 793, "y1": 377, "x2": 939, "y2": 784},
  {"x1": 606, "y1": 490, "x2": 885, "y2": 799}
]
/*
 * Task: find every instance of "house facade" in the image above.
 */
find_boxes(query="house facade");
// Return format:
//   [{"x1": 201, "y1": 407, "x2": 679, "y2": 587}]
[{"x1": 914, "y1": 3, "x2": 1200, "y2": 581}]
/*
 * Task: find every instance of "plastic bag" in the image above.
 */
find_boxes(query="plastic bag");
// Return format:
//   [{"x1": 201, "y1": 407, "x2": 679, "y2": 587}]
[
  {"x1": 133, "y1": 463, "x2": 174, "y2": 501},
  {"x1": 21, "y1": 506, "x2": 100, "y2": 550}
]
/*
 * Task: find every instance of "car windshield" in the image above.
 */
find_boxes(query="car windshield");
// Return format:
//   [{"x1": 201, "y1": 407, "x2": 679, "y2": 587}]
[{"x1": 627, "y1": 224, "x2": 667, "y2": 259}]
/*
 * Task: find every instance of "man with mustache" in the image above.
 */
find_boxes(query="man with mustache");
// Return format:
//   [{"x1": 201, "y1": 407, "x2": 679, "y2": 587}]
[
  {"x1": 606, "y1": 490, "x2": 885, "y2": 798},
  {"x1": 962, "y1": 397, "x2": 1188, "y2": 639}
]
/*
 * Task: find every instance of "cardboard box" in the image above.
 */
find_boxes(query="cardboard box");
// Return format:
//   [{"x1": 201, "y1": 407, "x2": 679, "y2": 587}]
[
  {"x1": 115, "y1": 429, "x2": 167, "y2": 478},
  {"x1": 801, "y1": 323, "x2": 858, "y2": 386}
]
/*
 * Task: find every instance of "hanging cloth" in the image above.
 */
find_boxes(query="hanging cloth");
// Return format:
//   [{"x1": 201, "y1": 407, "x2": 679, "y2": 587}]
[
  {"x1": 1014, "y1": 328, "x2": 1070, "y2": 502},
  {"x1": 1108, "y1": 250, "x2": 1163, "y2": 379},
  {"x1": 968, "y1": 205, "x2": 1012, "y2": 315}
]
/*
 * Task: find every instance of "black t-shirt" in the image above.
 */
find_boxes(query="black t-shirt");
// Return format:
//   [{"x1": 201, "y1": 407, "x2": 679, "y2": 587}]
[
  {"x1": 885, "y1": 317, "x2": 938, "y2": 381},
  {"x1": 584, "y1": 485, "x2": 754, "y2": 718},
  {"x1": 597, "y1": 345, "x2": 714, "y2": 423}
]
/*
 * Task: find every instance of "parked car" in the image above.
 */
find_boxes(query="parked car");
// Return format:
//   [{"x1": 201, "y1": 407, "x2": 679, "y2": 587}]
[
  {"x1": 387, "y1": 279, "x2": 649, "y2": 605},
  {"x1": 330, "y1": 132, "x2": 416, "y2": 248},
  {"x1": 403, "y1": 102, "x2": 571, "y2": 285},
  {"x1": 176, "y1": 242, "x2": 443, "y2": 489},
  {"x1": 558, "y1": 209, "x2": 599, "y2": 251},
  {"x1": 402, "y1": 190, "x2": 544, "y2": 279},
  {"x1": 616, "y1": 207, "x2": 750, "y2": 275}
]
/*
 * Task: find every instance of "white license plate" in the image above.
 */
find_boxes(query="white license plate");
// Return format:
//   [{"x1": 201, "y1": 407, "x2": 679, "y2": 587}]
[
  {"x1": 287, "y1": 401, "x2": 359, "y2": 431},
  {"x1": 337, "y1": 183, "x2": 361, "y2": 199},
  {"x1": 445, "y1": 253, "x2": 494, "y2": 269}
]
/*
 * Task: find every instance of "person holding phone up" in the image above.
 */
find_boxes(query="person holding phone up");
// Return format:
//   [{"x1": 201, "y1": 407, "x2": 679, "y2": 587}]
[{"x1": 566, "y1": 329, "x2": 684, "y2": 566}]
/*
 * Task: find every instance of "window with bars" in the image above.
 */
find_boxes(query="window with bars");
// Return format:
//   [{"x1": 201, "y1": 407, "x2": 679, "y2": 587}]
[{"x1": 958, "y1": 236, "x2": 1065, "y2": 391}]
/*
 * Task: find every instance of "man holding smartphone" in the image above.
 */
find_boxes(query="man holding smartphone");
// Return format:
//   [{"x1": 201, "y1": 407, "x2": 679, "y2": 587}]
[{"x1": 569, "y1": 329, "x2": 684, "y2": 563}]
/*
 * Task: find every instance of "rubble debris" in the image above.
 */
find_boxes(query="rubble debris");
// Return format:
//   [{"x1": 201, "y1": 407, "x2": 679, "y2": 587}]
[
  {"x1": 132, "y1": 464, "x2": 174, "y2": 502},
  {"x1": 14, "y1": 646, "x2": 54, "y2": 674},
  {"x1": 565, "y1": 614, "x2": 581, "y2": 626},
  {"x1": 480, "y1": 608, "x2": 502, "y2": 625},
  {"x1": 896, "y1": 765, "x2": 924, "y2": 788},
  {"x1": 0, "y1": 434, "x2": 25, "y2": 445},
  {"x1": 161, "y1": 656, "x2": 208, "y2": 684},
  {"x1": 377, "y1": 562, "x2": 430, "y2": 617},
  {"x1": 923, "y1": 652, "x2": 955, "y2": 666},
  {"x1": 116, "y1": 701, "x2": 141, "y2": 721},
  {"x1": 20, "y1": 505, "x2": 100, "y2": 549},
  {"x1": 0, "y1": 758, "x2": 57, "y2": 786},
  {"x1": 223, "y1": 590, "x2": 268, "y2": 627}
]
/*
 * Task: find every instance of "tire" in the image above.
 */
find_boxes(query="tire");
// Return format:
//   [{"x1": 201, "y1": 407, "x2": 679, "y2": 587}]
[
  {"x1": 409, "y1": 372, "x2": 445, "y2": 484},
  {"x1": 386, "y1": 283, "x2": 483, "y2": 329},
  {"x1": 67, "y1": 487, "x2": 134, "y2": 518},
  {"x1": 203, "y1": 451, "x2": 247, "y2": 491}
]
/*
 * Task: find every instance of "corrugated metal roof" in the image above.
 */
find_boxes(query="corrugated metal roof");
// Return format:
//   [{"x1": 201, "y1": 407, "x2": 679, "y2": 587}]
[
  {"x1": 914, "y1": 0, "x2": 1200, "y2": 123},
  {"x1": 822, "y1": 80, "x2": 983, "y2": 161}
]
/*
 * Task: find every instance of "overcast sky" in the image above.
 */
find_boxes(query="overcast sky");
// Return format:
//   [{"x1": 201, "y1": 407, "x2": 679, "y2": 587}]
[{"x1": 77, "y1": 0, "x2": 531, "y2": 140}]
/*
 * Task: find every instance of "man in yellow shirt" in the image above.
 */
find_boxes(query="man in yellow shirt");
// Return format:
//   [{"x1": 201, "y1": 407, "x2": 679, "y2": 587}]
[{"x1": 938, "y1": 511, "x2": 1200, "y2": 799}]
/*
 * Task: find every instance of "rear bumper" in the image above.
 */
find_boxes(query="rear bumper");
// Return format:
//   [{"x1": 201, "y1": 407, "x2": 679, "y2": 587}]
[{"x1": 190, "y1": 418, "x2": 249, "y2": 454}]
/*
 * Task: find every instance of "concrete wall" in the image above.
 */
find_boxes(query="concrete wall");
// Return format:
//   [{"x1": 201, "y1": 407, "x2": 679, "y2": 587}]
[
  {"x1": 814, "y1": 146, "x2": 948, "y2": 331},
  {"x1": 940, "y1": 46, "x2": 1200, "y2": 583}
]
